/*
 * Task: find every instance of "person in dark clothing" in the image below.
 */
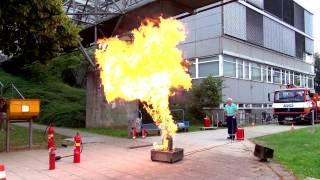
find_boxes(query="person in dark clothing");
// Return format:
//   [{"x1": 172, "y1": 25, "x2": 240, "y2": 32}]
[
  {"x1": 224, "y1": 98, "x2": 238, "y2": 140},
  {"x1": 0, "y1": 97, "x2": 7, "y2": 131}
]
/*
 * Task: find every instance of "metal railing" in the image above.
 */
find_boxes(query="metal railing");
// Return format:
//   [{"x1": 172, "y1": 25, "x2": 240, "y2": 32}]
[
  {"x1": 0, "y1": 81, "x2": 3, "y2": 96},
  {"x1": 11, "y1": 83, "x2": 25, "y2": 99},
  {"x1": 237, "y1": 111, "x2": 274, "y2": 126}
]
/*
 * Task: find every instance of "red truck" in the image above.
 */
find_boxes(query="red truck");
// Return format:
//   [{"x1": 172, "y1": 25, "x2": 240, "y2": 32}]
[{"x1": 269, "y1": 84, "x2": 320, "y2": 125}]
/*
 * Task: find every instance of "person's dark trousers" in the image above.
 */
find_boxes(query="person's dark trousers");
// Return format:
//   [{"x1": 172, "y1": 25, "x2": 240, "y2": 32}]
[{"x1": 227, "y1": 116, "x2": 237, "y2": 139}]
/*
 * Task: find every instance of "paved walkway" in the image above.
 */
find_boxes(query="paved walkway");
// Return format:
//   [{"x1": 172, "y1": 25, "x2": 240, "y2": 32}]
[{"x1": 0, "y1": 124, "x2": 307, "y2": 180}]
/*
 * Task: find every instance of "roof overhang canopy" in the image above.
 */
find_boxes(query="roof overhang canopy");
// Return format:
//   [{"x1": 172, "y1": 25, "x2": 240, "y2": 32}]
[{"x1": 64, "y1": 0, "x2": 233, "y2": 46}]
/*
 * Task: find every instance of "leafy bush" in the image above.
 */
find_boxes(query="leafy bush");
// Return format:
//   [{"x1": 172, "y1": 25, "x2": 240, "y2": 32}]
[{"x1": 187, "y1": 76, "x2": 223, "y2": 122}]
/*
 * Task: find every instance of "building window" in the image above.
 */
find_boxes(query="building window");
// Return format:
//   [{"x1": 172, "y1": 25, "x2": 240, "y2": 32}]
[
  {"x1": 283, "y1": 0, "x2": 294, "y2": 25},
  {"x1": 308, "y1": 76, "x2": 314, "y2": 88},
  {"x1": 304, "y1": 11, "x2": 313, "y2": 36},
  {"x1": 273, "y1": 68, "x2": 281, "y2": 84},
  {"x1": 245, "y1": 62, "x2": 250, "y2": 80},
  {"x1": 198, "y1": 57, "x2": 219, "y2": 78},
  {"x1": 294, "y1": 73, "x2": 301, "y2": 86},
  {"x1": 246, "y1": 8, "x2": 263, "y2": 46},
  {"x1": 290, "y1": 72, "x2": 294, "y2": 84},
  {"x1": 294, "y1": 2, "x2": 305, "y2": 32},
  {"x1": 264, "y1": 0, "x2": 283, "y2": 19},
  {"x1": 267, "y1": 67, "x2": 272, "y2": 82},
  {"x1": 252, "y1": 104, "x2": 262, "y2": 108},
  {"x1": 281, "y1": 70, "x2": 286, "y2": 85},
  {"x1": 295, "y1": 32, "x2": 305, "y2": 59},
  {"x1": 189, "y1": 60, "x2": 196, "y2": 78},
  {"x1": 251, "y1": 62, "x2": 261, "y2": 81},
  {"x1": 237, "y1": 59, "x2": 244, "y2": 79},
  {"x1": 261, "y1": 65, "x2": 267, "y2": 82},
  {"x1": 198, "y1": 62, "x2": 219, "y2": 77},
  {"x1": 223, "y1": 56, "x2": 236, "y2": 77},
  {"x1": 301, "y1": 75, "x2": 307, "y2": 87},
  {"x1": 285, "y1": 71, "x2": 289, "y2": 85}
]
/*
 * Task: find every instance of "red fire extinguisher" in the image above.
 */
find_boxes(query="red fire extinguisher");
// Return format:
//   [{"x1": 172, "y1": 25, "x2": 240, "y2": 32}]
[
  {"x1": 132, "y1": 128, "x2": 137, "y2": 139},
  {"x1": 47, "y1": 124, "x2": 55, "y2": 150},
  {"x1": 203, "y1": 115, "x2": 211, "y2": 127},
  {"x1": 73, "y1": 132, "x2": 81, "y2": 163},
  {"x1": 141, "y1": 128, "x2": 147, "y2": 138},
  {"x1": 49, "y1": 148, "x2": 56, "y2": 170}
]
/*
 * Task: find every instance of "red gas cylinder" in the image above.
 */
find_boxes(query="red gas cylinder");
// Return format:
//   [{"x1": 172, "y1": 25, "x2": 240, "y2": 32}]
[
  {"x1": 47, "y1": 125, "x2": 55, "y2": 149},
  {"x1": 141, "y1": 128, "x2": 147, "y2": 138},
  {"x1": 236, "y1": 128, "x2": 245, "y2": 141},
  {"x1": 203, "y1": 116, "x2": 211, "y2": 127},
  {"x1": 73, "y1": 132, "x2": 81, "y2": 163},
  {"x1": 132, "y1": 128, "x2": 137, "y2": 139}
]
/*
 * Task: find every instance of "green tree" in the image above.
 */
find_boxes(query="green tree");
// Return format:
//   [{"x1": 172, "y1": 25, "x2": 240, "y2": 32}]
[
  {"x1": 314, "y1": 53, "x2": 320, "y2": 92},
  {"x1": 0, "y1": 0, "x2": 80, "y2": 65},
  {"x1": 187, "y1": 76, "x2": 223, "y2": 117}
]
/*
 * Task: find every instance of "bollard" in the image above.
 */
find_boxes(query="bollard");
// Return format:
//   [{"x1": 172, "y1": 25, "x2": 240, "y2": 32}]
[{"x1": 0, "y1": 164, "x2": 6, "y2": 180}]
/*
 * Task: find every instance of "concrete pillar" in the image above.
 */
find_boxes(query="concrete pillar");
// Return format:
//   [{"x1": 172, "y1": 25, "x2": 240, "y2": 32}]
[{"x1": 85, "y1": 71, "x2": 139, "y2": 128}]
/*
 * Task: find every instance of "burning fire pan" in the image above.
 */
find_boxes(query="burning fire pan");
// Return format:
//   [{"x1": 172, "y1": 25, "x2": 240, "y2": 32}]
[
  {"x1": 151, "y1": 136, "x2": 183, "y2": 163},
  {"x1": 151, "y1": 148, "x2": 184, "y2": 163}
]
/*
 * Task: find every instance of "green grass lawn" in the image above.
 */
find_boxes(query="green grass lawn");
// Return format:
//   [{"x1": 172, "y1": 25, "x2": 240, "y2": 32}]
[
  {"x1": 188, "y1": 124, "x2": 204, "y2": 132},
  {"x1": 76, "y1": 123, "x2": 210, "y2": 138},
  {"x1": 0, "y1": 125, "x2": 69, "y2": 152},
  {"x1": 75, "y1": 127, "x2": 129, "y2": 138},
  {"x1": 254, "y1": 125, "x2": 320, "y2": 179}
]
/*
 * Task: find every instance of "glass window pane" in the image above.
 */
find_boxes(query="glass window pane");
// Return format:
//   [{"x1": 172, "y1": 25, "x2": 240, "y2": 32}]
[
  {"x1": 238, "y1": 60, "x2": 243, "y2": 79},
  {"x1": 189, "y1": 64, "x2": 196, "y2": 78},
  {"x1": 294, "y1": 73, "x2": 301, "y2": 86},
  {"x1": 198, "y1": 62, "x2": 219, "y2": 77},
  {"x1": 290, "y1": 72, "x2": 294, "y2": 84},
  {"x1": 281, "y1": 70, "x2": 286, "y2": 85},
  {"x1": 285, "y1": 71, "x2": 289, "y2": 85},
  {"x1": 245, "y1": 62, "x2": 250, "y2": 79},
  {"x1": 251, "y1": 63, "x2": 261, "y2": 81},
  {"x1": 308, "y1": 76, "x2": 313, "y2": 88},
  {"x1": 223, "y1": 56, "x2": 236, "y2": 77},
  {"x1": 262, "y1": 66, "x2": 267, "y2": 82},
  {"x1": 268, "y1": 67, "x2": 272, "y2": 82},
  {"x1": 301, "y1": 75, "x2": 306, "y2": 87},
  {"x1": 273, "y1": 68, "x2": 281, "y2": 84}
]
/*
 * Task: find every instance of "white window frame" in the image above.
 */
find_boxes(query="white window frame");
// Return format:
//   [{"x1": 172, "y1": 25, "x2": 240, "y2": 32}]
[
  {"x1": 244, "y1": 61, "x2": 250, "y2": 80},
  {"x1": 250, "y1": 62, "x2": 261, "y2": 82},
  {"x1": 197, "y1": 56, "x2": 219, "y2": 78},
  {"x1": 273, "y1": 68, "x2": 281, "y2": 84},
  {"x1": 223, "y1": 57, "x2": 237, "y2": 78},
  {"x1": 195, "y1": 58, "x2": 199, "y2": 79}
]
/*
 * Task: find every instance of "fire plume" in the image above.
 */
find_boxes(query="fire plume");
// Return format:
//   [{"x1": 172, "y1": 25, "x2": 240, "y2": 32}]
[{"x1": 95, "y1": 17, "x2": 192, "y2": 150}]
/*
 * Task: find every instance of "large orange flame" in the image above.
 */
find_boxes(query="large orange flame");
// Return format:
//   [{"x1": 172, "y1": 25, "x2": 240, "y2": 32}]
[{"x1": 95, "y1": 17, "x2": 192, "y2": 151}]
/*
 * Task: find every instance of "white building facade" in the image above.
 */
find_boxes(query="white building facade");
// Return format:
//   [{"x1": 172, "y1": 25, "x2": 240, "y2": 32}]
[{"x1": 177, "y1": 0, "x2": 315, "y2": 110}]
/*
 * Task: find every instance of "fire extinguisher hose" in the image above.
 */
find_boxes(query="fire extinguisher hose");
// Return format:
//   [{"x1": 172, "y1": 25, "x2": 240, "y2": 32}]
[{"x1": 55, "y1": 142, "x2": 84, "y2": 161}]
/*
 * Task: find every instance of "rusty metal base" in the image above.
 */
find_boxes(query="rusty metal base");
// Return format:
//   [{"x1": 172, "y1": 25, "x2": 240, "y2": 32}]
[{"x1": 151, "y1": 148, "x2": 184, "y2": 163}]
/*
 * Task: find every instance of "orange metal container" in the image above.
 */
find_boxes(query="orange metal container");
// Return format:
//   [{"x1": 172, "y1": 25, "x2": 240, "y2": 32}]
[{"x1": 7, "y1": 99, "x2": 40, "y2": 120}]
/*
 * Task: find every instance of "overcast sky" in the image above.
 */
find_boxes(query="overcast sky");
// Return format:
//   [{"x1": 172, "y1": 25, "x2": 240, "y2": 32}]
[{"x1": 294, "y1": 0, "x2": 320, "y2": 53}]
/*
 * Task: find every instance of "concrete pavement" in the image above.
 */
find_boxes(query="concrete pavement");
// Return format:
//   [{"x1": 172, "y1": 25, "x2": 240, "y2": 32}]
[{"x1": 0, "y1": 124, "x2": 306, "y2": 180}]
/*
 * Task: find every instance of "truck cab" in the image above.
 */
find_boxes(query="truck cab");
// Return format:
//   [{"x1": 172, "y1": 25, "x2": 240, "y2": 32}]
[{"x1": 271, "y1": 84, "x2": 317, "y2": 125}]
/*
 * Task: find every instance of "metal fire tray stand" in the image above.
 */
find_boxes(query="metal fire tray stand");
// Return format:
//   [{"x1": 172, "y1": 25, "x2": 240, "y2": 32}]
[
  {"x1": 151, "y1": 148, "x2": 184, "y2": 163},
  {"x1": 6, "y1": 119, "x2": 33, "y2": 152}
]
